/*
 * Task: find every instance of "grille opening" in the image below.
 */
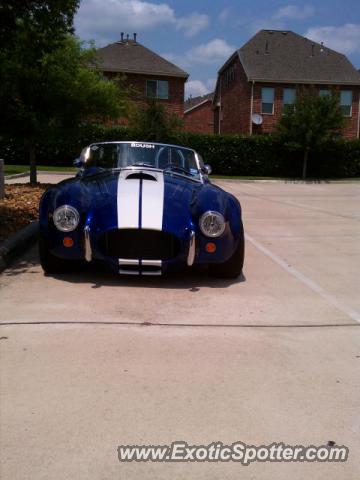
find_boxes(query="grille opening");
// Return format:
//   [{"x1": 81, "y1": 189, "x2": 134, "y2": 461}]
[{"x1": 99, "y1": 229, "x2": 181, "y2": 260}]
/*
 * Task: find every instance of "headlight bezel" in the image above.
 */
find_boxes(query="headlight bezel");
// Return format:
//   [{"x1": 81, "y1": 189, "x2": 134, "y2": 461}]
[
  {"x1": 199, "y1": 210, "x2": 226, "y2": 238},
  {"x1": 53, "y1": 205, "x2": 80, "y2": 232}
]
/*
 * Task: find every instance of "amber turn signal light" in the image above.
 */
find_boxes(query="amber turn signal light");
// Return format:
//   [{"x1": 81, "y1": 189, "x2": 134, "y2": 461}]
[
  {"x1": 63, "y1": 237, "x2": 74, "y2": 248},
  {"x1": 205, "y1": 242, "x2": 216, "y2": 253}
]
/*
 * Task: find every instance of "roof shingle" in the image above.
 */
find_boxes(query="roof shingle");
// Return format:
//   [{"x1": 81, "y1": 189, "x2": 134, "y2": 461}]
[
  {"x1": 236, "y1": 30, "x2": 360, "y2": 85},
  {"x1": 184, "y1": 92, "x2": 214, "y2": 112},
  {"x1": 95, "y1": 39, "x2": 189, "y2": 79}
]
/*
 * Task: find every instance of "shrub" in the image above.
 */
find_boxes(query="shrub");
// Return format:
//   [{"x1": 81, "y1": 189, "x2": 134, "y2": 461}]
[{"x1": 1, "y1": 126, "x2": 360, "y2": 178}]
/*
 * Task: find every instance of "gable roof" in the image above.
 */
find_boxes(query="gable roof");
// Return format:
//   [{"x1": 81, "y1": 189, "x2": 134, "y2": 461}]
[
  {"x1": 95, "y1": 39, "x2": 189, "y2": 79},
  {"x1": 216, "y1": 30, "x2": 360, "y2": 87},
  {"x1": 236, "y1": 30, "x2": 360, "y2": 85},
  {"x1": 184, "y1": 92, "x2": 214, "y2": 113}
]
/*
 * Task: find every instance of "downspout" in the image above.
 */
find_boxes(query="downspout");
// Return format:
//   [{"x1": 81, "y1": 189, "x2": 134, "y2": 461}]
[{"x1": 249, "y1": 81, "x2": 255, "y2": 135}]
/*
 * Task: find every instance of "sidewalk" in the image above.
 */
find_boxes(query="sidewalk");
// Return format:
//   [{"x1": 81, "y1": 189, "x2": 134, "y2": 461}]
[{"x1": 5, "y1": 172, "x2": 74, "y2": 185}]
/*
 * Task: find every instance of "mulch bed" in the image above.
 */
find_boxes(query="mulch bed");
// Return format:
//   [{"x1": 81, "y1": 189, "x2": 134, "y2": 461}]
[{"x1": 0, "y1": 184, "x2": 50, "y2": 243}]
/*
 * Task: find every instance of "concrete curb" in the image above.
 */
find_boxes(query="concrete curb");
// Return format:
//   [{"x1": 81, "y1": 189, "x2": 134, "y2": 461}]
[
  {"x1": 38, "y1": 170, "x2": 75, "y2": 175},
  {"x1": 5, "y1": 171, "x2": 74, "y2": 181},
  {"x1": 5, "y1": 172, "x2": 30, "y2": 180},
  {"x1": 0, "y1": 221, "x2": 39, "y2": 273}
]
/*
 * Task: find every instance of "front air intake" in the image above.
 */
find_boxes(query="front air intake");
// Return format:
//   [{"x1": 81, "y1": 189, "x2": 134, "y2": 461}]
[{"x1": 98, "y1": 229, "x2": 181, "y2": 260}]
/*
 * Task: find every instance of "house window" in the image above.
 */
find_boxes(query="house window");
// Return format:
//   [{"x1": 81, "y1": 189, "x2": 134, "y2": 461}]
[
  {"x1": 319, "y1": 89, "x2": 331, "y2": 97},
  {"x1": 146, "y1": 80, "x2": 169, "y2": 99},
  {"x1": 340, "y1": 90, "x2": 352, "y2": 116},
  {"x1": 261, "y1": 87, "x2": 274, "y2": 114},
  {"x1": 283, "y1": 88, "x2": 296, "y2": 111}
]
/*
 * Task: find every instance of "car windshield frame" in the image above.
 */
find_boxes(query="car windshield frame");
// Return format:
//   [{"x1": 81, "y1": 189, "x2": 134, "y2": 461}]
[{"x1": 80, "y1": 141, "x2": 204, "y2": 182}]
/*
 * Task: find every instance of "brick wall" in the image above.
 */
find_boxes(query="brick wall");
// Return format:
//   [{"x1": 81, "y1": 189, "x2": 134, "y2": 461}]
[
  {"x1": 184, "y1": 101, "x2": 214, "y2": 134},
  {"x1": 215, "y1": 57, "x2": 252, "y2": 134},
  {"x1": 252, "y1": 84, "x2": 360, "y2": 138},
  {"x1": 217, "y1": 68, "x2": 360, "y2": 139},
  {"x1": 104, "y1": 71, "x2": 186, "y2": 119}
]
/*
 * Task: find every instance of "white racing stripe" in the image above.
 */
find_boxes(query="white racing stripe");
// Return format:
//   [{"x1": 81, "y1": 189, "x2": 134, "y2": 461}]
[
  {"x1": 117, "y1": 174, "x2": 140, "y2": 228},
  {"x1": 141, "y1": 172, "x2": 164, "y2": 230},
  {"x1": 117, "y1": 170, "x2": 165, "y2": 230}
]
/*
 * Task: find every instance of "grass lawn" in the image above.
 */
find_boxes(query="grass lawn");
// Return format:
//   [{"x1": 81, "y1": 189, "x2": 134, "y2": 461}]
[{"x1": 4, "y1": 165, "x2": 76, "y2": 176}]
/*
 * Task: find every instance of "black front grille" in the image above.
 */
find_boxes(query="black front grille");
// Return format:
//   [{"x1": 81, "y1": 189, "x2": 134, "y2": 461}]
[{"x1": 98, "y1": 229, "x2": 181, "y2": 260}]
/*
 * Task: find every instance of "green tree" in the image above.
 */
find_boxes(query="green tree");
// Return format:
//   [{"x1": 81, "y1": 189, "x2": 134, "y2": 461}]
[
  {"x1": 129, "y1": 99, "x2": 183, "y2": 142},
  {"x1": 0, "y1": 2, "x2": 130, "y2": 184},
  {"x1": 278, "y1": 91, "x2": 345, "y2": 179},
  {"x1": 0, "y1": 36, "x2": 130, "y2": 184}
]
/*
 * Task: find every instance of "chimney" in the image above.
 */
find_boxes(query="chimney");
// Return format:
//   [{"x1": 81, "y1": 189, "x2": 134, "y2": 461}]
[
  {"x1": 121, "y1": 32, "x2": 124, "y2": 42},
  {"x1": 133, "y1": 33, "x2": 137, "y2": 42}
]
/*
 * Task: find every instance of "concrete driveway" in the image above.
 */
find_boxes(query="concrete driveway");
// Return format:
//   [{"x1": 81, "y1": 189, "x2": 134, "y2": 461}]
[{"x1": 1, "y1": 181, "x2": 360, "y2": 479}]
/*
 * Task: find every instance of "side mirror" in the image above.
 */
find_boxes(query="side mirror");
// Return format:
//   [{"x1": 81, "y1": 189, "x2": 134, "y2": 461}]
[
  {"x1": 73, "y1": 158, "x2": 83, "y2": 169},
  {"x1": 203, "y1": 164, "x2": 212, "y2": 175}
]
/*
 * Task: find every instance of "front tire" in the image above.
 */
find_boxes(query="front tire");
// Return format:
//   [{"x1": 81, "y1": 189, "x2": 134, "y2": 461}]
[
  {"x1": 209, "y1": 228, "x2": 245, "y2": 279},
  {"x1": 39, "y1": 237, "x2": 78, "y2": 274}
]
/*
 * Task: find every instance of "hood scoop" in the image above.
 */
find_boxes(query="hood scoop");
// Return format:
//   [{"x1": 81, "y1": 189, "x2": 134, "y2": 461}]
[{"x1": 125, "y1": 172, "x2": 157, "y2": 181}]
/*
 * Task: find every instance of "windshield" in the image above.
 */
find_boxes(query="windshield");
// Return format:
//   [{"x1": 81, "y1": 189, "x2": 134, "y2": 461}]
[{"x1": 81, "y1": 142, "x2": 201, "y2": 179}]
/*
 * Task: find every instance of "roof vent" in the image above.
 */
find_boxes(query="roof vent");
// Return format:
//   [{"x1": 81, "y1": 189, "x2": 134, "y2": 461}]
[
  {"x1": 320, "y1": 41, "x2": 325, "y2": 53},
  {"x1": 133, "y1": 33, "x2": 137, "y2": 42},
  {"x1": 311, "y1": 43, "x2": 315, "y2": 57},
  {"x1": 120, "y1": 32, "x2": 124, "y2": 42}
]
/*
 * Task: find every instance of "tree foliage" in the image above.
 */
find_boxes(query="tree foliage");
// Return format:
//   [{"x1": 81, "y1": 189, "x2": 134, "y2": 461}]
[
  {"x1": 278, "y1": 91, "x2": 345, "y2": 179},
  {"x1": 128, "y1": 99, "x2": 183, "y2": 142},
  {"x1": 0, "y1": 1, "x2": 131, "y2": 184}
]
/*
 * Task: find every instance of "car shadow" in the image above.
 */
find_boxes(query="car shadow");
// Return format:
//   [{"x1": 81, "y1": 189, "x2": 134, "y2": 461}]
[{"x1": 3, "y1": 244, "x2": 246, "y2": 290}]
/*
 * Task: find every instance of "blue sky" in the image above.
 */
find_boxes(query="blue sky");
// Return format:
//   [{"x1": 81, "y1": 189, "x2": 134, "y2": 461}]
[{"x1": 74, "y1": 0, "x2": 360, "y2": 98}]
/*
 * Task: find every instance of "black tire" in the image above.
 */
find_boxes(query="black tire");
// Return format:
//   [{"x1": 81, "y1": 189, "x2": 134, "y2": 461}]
[
  {"x1": 39, "y1": 237, "x2": 79, "y2": 274},
  {"x1": 209, "y1": 228, "x2": 245, "y2": 279}
]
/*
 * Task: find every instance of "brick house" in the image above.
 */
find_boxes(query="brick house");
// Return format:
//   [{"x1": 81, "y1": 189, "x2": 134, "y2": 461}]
[
  {"x1": 95, "y1": 34, "x2": 188, "y2": 119},
  {"x1": 213, "y1": 30, "x2": 360, "y2": 138},
  {"x1": 184, "y1": 93, "x2": 214, "y2": 133}
]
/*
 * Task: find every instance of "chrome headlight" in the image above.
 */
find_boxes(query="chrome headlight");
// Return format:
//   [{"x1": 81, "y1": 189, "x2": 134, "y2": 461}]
[
  {"x1": 199, "y1": 211, "x2": 226, "y2": 238},
  {"x1": 53, "y1": 205, "x2": 80, "y2": 232}
]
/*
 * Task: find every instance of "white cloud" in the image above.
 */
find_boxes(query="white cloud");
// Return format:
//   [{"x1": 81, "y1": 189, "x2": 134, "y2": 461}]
[
  {"x1": 185, "y1": 78, "x2": 216, "y2": 99},
  {"x1": 273, "y1": 5, "x2": 314, "y2": 21},
  {"x1": 249, "y1": 4, "x2": 315, "y2": 34},
  {"x1": 304, "y1": 23, "x2": 360, "y2": 55},
  {"x1": 75, "y1": 0, "x2": 208, "y2": 44},
  {"x1": 219, "y1": 8, "x2": 230, "y2": 24},
  {"x1": 176, "y1": 12, "x2": 209, "y2": 37},
  {"x1": 185, "y1": 80, "x2": 209, "y2": 98},
  {"x1": 186, "y1": 38, "x2": 235, "y2": 65},
  {"x1": 163, "y1": 39, "x2": 235, "y2": 69}
]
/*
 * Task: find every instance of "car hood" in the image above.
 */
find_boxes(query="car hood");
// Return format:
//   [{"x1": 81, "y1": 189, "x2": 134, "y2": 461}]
[{"x1": 60, "y1": 168, "x2": 202, "y2": 235}]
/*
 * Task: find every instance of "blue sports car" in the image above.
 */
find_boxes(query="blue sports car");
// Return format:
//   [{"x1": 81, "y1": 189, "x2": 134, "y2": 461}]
[{"x1": 39, "y1": 141, "x2": 244, "y2": 278}]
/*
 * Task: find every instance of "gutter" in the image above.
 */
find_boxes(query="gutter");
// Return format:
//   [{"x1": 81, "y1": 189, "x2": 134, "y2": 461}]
[{"x1": 248, "y1": 78, "x2": 360, "y2": 86}]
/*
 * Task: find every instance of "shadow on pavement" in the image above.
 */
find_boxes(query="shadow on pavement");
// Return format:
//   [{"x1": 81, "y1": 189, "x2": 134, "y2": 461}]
[{"x1": 2, "y1": 243, "x2": 246, "y2": 291}]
